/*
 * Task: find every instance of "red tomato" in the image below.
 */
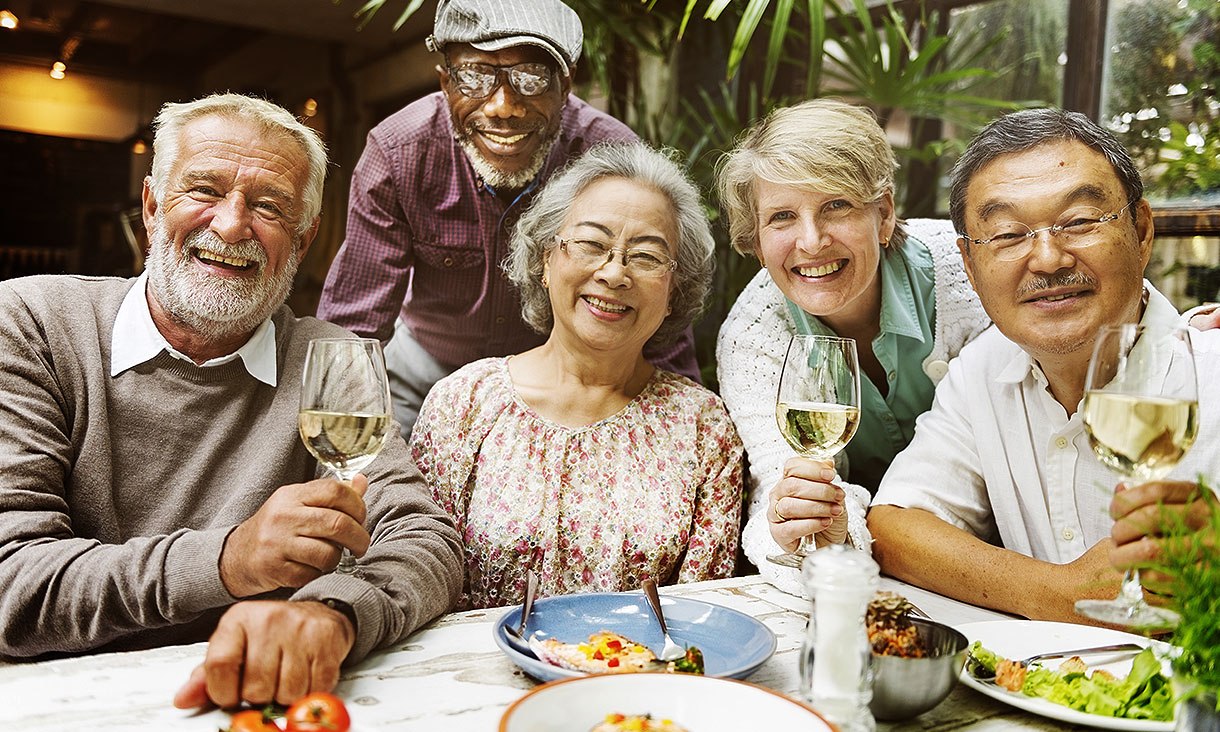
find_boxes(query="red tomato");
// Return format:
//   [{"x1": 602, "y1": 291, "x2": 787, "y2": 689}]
[
  {"x1": 285, "y1": 692, "x2": 352, "y2": 732},
  {"x1": 228, "y1": 709, "x2": 278, "y2": 732}
]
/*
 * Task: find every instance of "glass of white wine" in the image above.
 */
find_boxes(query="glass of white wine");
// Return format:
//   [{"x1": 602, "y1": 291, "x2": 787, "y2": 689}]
[
  {"x1": 767, "y1": 334, "x2": 861, "y2": 569},
  {"x1": 1076, "y1": 323, "x2": 1198, "y2": 627},
  {"x1": 299, "y1": 337, "x2": 393, "y2": 576}
]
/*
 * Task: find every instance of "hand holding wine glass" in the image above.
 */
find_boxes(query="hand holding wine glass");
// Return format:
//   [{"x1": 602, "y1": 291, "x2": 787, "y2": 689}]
[
  {"x1": 1076, "y1": 323, "x2": 1198, "y2": 627},
  {"x1": 299, "y1": 337, "x2": 394, "y2": 576},
  {"x1": 767, "y1": 334, "x2": 861, "y2": 569}
]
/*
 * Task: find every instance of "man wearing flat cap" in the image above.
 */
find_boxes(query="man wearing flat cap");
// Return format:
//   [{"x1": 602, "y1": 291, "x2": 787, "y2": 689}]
[{"x1": 318, "y1": 0, "x2": 702, "y2": 438}]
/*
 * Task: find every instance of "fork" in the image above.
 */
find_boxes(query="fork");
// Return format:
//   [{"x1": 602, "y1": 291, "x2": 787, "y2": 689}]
[
  {"x1": 969, "y1": 642, "x2": 1146, "y2": 682},
  {"x1": 642, "y1": 578, "x2": 686, "y2": 662},
  {"x1": 503, "y1": 570, "x2": 539, "y2": 655}
]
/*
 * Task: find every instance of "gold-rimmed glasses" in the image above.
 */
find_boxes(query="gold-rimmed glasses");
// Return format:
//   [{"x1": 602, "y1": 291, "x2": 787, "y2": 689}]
[
  {"x1": 555, "y1": 236, "x2": 678, "y2": 278},
  {"x1": 957, "y1": 200, "x2": 1135, "y2": 262}
]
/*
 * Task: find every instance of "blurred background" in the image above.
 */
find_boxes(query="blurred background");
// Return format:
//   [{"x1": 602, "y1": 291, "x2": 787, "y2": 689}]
[{"x1": 1, "y1": 0, "x2": 1216, "y2": 384}]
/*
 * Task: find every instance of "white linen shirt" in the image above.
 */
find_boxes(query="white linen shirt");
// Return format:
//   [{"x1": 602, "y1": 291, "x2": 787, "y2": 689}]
[
  {"x1": 872, "y1": 282, "x2": 1220, "y2": 562},
  {"x1": 110, "y1": 272, "x2": 278, "y2": 386}
]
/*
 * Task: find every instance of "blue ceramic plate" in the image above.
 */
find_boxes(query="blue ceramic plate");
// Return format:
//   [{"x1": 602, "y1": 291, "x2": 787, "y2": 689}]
[{"x1": 492, "y1": 591, "x2": 777, "y2": 682}]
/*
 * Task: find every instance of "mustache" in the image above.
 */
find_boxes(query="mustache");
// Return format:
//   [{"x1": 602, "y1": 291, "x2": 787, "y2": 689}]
[
  {"x1": 182, "y1": 228, "x2": 267, "y2": 267},
  {"x1": 1017, "y1": 270, "x2": 1097, "y2": 299}
]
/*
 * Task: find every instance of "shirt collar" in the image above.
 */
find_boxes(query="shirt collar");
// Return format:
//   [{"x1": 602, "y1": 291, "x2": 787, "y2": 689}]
[
  {"x1": 876, "y1": 247, "x2": 925, "y2": 341},
  {"x1": 110, "y1": 272, "x2": 278, "y2": 386}
]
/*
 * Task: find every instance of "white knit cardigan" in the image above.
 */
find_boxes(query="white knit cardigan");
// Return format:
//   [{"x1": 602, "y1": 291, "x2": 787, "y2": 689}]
[{"x1": 715, "y1": 219, "x2": 992, "y2": 596}]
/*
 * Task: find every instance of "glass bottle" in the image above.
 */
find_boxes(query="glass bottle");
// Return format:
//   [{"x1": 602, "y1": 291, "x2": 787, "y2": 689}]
[{"x1": 799, "y1": 544, "x2": 879, "y2": 732}]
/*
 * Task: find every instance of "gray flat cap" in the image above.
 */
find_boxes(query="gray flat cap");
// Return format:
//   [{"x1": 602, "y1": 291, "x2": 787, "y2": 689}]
[{"x1": 425, "y1": 0, "x2": 583, "y2": 76}]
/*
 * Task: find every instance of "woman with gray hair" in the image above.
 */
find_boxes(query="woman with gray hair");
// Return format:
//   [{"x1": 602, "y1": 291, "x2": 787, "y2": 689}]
[
  {"x1": 410, "y1": 143, "x2": 743, "y2": 609},
  {"x1": 715, "y1": 99, "x2": 990, "y2": 595}
]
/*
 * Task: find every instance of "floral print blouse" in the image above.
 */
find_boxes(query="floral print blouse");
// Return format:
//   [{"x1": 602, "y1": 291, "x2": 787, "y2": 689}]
[{"x1": 410, "y1": 357, "x2": 744, "y2": 610}]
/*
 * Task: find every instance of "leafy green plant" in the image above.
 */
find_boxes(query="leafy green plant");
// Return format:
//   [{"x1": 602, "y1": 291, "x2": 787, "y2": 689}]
[{"x1": 1145, "y1": 480, "x2": 1220, "y2": 708}]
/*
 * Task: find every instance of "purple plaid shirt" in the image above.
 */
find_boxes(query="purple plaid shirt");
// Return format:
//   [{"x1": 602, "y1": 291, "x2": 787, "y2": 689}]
[{"x1": 317, "y1": 92, "x2": 700, "y2": 381}]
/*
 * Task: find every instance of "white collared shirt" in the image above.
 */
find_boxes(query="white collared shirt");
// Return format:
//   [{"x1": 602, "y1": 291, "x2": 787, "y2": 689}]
[
  {"x1": 872, "y1": 282, "x2": 1220, "y2": 563},
  {"x1": 110, "y1": 273, "x2": 278, "y2": 386}
]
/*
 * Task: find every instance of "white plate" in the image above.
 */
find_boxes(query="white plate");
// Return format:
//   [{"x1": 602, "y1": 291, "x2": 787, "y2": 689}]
[
  {"x1": 499, "y1": 672, "x2": 832, "y2": 732},
  {"x1": 956, "y1": 620, "x2": 1174, "y2": 731}
]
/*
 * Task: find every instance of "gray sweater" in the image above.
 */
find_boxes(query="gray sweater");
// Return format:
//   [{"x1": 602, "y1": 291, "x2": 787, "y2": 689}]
[{"x1": 0, "y1": 275, "x2": 463, "y2": 661}]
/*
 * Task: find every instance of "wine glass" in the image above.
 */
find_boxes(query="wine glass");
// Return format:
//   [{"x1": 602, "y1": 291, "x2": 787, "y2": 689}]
[
  {"x1": 1075, "y1": 323, "x2": 1198, "y2": 627},
  {"x1": 767, "y1": 334, "x2": 861, "y2": 569},
  {"x1": 299, "y1": 337, "x2": 393, "y2": 576}
]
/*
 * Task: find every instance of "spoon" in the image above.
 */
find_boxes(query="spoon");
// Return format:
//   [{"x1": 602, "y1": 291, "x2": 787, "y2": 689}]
[
  {"x1": 641, "y1": 578, "x2": 686, "y2": 662},
  {"x1": 967, "y1": 642, "x2": 1146, "y2": 682},
  {"x1": 503, "y1": 569, "x2": 539, "y2": 657}
]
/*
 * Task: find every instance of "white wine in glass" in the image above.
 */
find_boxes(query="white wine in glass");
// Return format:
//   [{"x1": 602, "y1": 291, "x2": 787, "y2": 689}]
[
  {"x1": 768, "y1": 335, "x2": 861, "y2": 569},
  {"x1": 299, "y1": 338, "x2": 393, "y2": 576},
  {"x1": 1076, "y1": 323, "x2": 1198, "y2": 627}
]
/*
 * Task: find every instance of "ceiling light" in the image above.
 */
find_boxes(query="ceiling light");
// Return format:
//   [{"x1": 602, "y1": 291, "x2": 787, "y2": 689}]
[
  {"x1": 303, "y1": 98, "x2": 318, "y2": 117},
  {"x1": 0, "y1": 10, "x2": 17, "y2": 29},
  {"x1": 50, "y1": 60, "x2": 65, "y2": 79},
  {"x1": 132, "y1": 139, "x2": 147, "y2": 155}
]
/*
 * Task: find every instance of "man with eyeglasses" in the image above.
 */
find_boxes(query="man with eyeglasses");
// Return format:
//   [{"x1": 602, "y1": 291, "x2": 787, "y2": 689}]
[
  {"x1": 317, "y1": 0, "x2": 700, "y2": 439},
  {"x1": 865, "y1": 108, "x2": 1220, "y2": 622}
]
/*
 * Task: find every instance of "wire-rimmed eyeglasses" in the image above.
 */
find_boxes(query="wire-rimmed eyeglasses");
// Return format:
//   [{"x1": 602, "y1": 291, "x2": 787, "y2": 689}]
[
  {"x1": 555, "y1": 237, "x2": 678, "y2": 278},
  {"x1": 957, "y1": 200, "x2": 1136, "y2": 262}
]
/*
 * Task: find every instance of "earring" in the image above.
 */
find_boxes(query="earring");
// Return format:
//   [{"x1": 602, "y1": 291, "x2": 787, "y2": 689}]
[
  {"x1": 542, "y1": 274, "x2": 549, "y2": 288},
  {"x1": 880, "y1": 238, "x2": 890, "y2": 249}
]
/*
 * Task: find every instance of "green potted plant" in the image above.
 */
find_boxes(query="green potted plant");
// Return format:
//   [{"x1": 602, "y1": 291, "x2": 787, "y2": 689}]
[{"x1": 1150, "y1": 483, "x2": 1220, "y2": 731}]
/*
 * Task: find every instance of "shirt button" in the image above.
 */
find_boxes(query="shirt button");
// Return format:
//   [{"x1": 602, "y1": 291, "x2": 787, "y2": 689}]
[
  {"x1": 1062, "y1": 527, "x2": 1075, "y2": 541},
  {"x1": 925, "y1": 359, "x2": 950, "y2": 381},
  {"x1": 887, "y1": 371, "x2": 896, "y2": 382},
  {"x1": 443, "y1": 257, "x2": 454, "y2": 267},
  {"x1": 1055, "y1": 437, "x2": 1068, "y2": 449}
]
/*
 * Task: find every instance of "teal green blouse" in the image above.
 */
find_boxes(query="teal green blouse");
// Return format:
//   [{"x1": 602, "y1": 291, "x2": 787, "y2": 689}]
[{"x1": 786, "y1": 237, "x2": 937, "y2": 492}]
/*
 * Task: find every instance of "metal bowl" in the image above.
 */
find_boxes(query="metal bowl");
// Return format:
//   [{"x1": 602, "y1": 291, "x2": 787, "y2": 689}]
[{"x1": 869, "y1": 617, "x2": 968, "y2": 721}]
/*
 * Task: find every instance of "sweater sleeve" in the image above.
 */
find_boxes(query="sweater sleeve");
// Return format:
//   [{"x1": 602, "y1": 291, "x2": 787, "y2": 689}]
[
  {"x1": 290, "y1": 428, "x2": 464, "y2": 663},
  {"x1": 0, "y1": 284, "x2": 237, "y2": 658},
  {"x1": 716, "y1": 272, "x2": 872, "y2": 597}
]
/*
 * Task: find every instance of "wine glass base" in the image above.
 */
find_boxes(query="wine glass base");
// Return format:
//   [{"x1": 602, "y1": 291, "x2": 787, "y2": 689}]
[
  {"x1": 1074, "y1": 598, "x2": 1180, "y2": 629},
  {"x1": 766, "y1": 552, "x2": 805, "y2": 569}
]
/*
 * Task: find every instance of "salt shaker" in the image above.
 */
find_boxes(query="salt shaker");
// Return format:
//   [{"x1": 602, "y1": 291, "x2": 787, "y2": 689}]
[{"x1": 800, "y1": 544, "x2": 879, "y2": 732}]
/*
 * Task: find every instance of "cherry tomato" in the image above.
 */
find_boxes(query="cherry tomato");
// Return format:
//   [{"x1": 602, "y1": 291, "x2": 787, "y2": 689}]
[
  {"x1": 227, "y1": 709, "x2": 278, "y2": 732},
  {"x1": 285, "y1": 692, "x2": 351, "y2": 732}
]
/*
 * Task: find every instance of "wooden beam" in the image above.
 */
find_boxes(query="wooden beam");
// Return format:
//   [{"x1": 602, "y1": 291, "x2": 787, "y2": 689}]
[{"x1": 1063, "y1": 0, "x2": 1107, "y2": 119}]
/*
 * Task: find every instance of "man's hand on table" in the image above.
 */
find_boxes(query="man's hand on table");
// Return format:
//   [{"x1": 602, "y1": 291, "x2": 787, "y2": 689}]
[
  {"x1": 767, "y1": 457, "x2": 847, "y2": 552},
  {"x1": 220, "y1": 475, "x2": 371, "y2": 597},
  {"x1": 173, "y1": 599, "x2": 355, "y2": 709},
  {"x1": 1109, "y1": 479, "x2": 1215, "y2": 597}
]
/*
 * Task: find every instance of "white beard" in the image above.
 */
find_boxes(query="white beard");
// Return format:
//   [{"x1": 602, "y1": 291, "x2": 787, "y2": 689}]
[
  {"x1": 455, "y1": 124, "x2": 560, "y2": 191},
  {"x1": 144, "y1": 214, "x2": 300, "y2": 342}
]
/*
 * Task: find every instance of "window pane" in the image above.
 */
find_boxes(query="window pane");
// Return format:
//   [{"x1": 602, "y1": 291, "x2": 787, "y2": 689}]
[
  {"x1": 1102, "y1": 0, "x2": 1220, "y2": 208},
  {"x1": 935, "y1": 0, "x2": 1068, "y2": 212}
]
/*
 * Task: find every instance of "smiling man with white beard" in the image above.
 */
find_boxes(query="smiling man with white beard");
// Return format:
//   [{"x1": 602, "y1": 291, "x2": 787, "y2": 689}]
[
  {"x1": 317, "y1": 0, "x2": 703, "y2": 440},
  {"x1": 0, "y1": 93, "x2": 462, "y2": 710}
]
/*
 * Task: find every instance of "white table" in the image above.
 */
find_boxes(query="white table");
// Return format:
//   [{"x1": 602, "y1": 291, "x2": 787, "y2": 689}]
[{"x1": 0, "y1": 575, "x2": 1090, "y2": 731}]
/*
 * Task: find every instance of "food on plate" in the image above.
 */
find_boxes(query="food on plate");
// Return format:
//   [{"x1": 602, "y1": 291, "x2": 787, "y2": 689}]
[
  {"x1": 967, "y1": 642, "x2": 1173, "y2": 721},
  {"x1": 866, "y1": 591, "x2": 927, "y2": 658},
  {"x1": 227, "y1": 709, "x2": 279, "y2": 732},
  {"x1": 285, "y1": 692, "x2": 352, "y2": 732},
  {"x1": 529, "y1": 630, "x2": 705, "y2": 675},
  {"x1": 589, "y1": 713, "x2": 690, "y2": 731}
]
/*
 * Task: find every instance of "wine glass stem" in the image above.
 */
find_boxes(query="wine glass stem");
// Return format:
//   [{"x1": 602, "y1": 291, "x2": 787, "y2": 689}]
[
  {"x1": 333, "y1": 468, "x2": 359, "y2": 575},
  {"x1": 1117, "y1": 569, "x2": 1148, "y2": 610}
]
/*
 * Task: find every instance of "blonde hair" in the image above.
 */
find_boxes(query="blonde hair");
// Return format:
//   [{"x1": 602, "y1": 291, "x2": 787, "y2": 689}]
[{"x1": 717, "y1": 98, "x2": 904, "y2": 256}]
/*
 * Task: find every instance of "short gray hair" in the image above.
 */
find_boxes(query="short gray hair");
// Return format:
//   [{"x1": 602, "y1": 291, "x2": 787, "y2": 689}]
[
  {"x1": 949, "y1": 108, "x2": 1143, "y2": 235},
  {"x1": 717, "y1": 98, "x2": 906, "y2": 257},
  {"x1": 148, "y1": 93, "x2": 328, "y2": 234},
  {"x1": 505, "y1": 143, "x2": 714, "y2": 347}
]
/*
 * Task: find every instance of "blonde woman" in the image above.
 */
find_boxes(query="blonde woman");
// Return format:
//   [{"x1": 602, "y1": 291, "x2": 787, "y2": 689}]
[{"x1": 715, "y1": 99, "x2": 990, "y2": 594}]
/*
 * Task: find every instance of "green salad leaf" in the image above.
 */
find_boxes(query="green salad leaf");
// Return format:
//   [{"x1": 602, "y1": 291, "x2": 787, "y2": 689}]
[{"x1": 975, "y1": 644, "x2": 1174, "y2": 722}]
